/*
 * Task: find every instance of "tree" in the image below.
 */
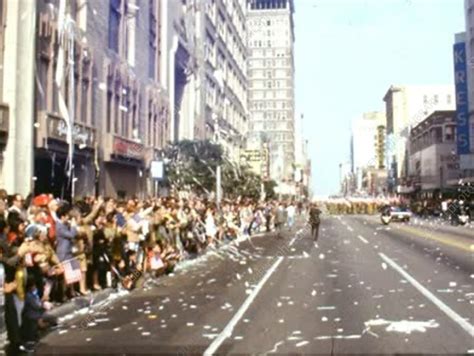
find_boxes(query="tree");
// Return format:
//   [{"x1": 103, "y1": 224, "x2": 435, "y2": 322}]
[{"x1": 162, "y1": 140, "x2": 268, "y2": 200}]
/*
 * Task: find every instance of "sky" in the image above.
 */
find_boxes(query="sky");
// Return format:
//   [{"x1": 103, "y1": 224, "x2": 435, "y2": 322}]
[{"x1": 294, "y1": 0, "x2": 465, "y2": 196}]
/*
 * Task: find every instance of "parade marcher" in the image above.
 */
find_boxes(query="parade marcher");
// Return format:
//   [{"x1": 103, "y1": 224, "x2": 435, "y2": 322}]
[{"x1": 309, "y1": 203, "x2": 322, "y2": 241}]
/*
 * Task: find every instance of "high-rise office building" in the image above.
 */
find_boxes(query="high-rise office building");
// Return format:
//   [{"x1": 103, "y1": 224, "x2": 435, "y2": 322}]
[{"x1": 247, "y1": 0, "x2": 295, "y2": 184}]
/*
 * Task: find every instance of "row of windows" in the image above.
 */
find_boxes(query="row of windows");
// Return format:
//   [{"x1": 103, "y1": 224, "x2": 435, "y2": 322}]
[
  {"x1": 249, "y1": 58, "x2": 292, "y2": 68},
  {"x1": 250, "y1": 101, "x2": 293, "y2": 110},
  {"x1": 248, "y1": 69, "x2": 293, "y2": 78},
  {"x1": 249, "y1": 40, "x2": 291, "y2": 48}
]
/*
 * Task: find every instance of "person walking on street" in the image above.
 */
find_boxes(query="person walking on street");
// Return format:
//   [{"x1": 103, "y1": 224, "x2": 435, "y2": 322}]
[
  {"x1": 309, "y1": 203, "x2": 322, "y2": 241},
  {"x1": 275, "y1": 203, "x2": 287, "y2": 238}
]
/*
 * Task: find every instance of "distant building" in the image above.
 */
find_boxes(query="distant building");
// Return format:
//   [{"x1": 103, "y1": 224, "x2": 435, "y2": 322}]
[
  {"x1": 456, "y1": 2, "x2": 474, "y2": 181},
  {"x1": 247, "y1": 0, "x2": 295, "y2": 184},
  {"x1": 408, "y1": 110, "x2": 460, "y2": 195},
  {"x1": 383, "y1": 85, "x2": 455, "y2": 193},
  {"x1": 351, "y1": 111, "x2": 386, "y2": 194}
]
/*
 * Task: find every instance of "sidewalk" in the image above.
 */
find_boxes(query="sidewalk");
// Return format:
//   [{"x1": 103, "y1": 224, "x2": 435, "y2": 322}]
[
  {"x1": 0, "y1": 288, "x2": 112, "y2": 342},
  {"x1": 0, "y1": 229, "x2": 274, "y2": 345}
]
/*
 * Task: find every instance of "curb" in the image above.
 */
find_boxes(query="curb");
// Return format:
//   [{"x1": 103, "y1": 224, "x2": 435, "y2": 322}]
[{"x1": 0, "y1": 288, "x2": 111, "y2": 339}]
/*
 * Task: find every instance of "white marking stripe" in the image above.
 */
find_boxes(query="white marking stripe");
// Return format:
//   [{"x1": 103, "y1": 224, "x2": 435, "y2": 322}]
[
  {"x1": 379, "y1": 253, "x2": 474, "y2": 337},
  {"x1": 357, "y1": 235, "x2": 368, "y2": 244},
  {"x1": 203, "y1": 256, "x2": 284, "y2": 355},
  {"x1": 289, "y1": 237, "x2": 297, "y2": 246}
]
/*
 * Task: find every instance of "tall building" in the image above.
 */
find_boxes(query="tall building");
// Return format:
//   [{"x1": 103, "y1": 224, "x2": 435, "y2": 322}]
[
  {"x1": 194, "y1": 0, "x2": 248, "y2": 161},
  {"x1": 247, "y1": 0, "x2": 295, "y2": 185},
  {"x1": 383, "y1": 85, "x2": 455, "y2": 193},
  {"x1": 161, "y1": 0, "x2": 199, "y2": 143},
  {"x1": 459, "y1": 0, "x2": 474, "y2": 180},
  {"x1": 0, "y1": 0, "x2": 37, "y2": 196},
  {"x1": 32, "y1": 0, "x2": 170, "y2": 199}
]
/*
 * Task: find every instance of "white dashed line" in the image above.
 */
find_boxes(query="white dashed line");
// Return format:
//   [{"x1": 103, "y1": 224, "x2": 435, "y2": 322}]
[
  {"x1": 379, "y1": 253, "x2": 474, "y2": 337},
  {"x1": 203, "y1": 256, "x2": 284, "y2": 355},
  {"x1": 357, "y1": 235, "x2": 368, "y2": 244}
]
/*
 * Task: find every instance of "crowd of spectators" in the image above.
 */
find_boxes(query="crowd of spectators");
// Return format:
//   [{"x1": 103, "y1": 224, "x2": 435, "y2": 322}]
[{"x1": 0, "y1": 189, "x2": 302, "y2": 352}]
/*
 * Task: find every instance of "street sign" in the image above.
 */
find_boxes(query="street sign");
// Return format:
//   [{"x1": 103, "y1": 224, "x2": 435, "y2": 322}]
[{"x1": 151, "y1": 161, "x2": 164, "y2": 180}]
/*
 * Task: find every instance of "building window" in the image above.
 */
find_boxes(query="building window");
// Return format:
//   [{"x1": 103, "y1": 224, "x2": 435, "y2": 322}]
[
  {"x1": 106, "y1": 63, "x2": 140, "y2": 139},
  {"x1": 108, "y1": 0, "x2": 121, "y2": 52},
  {"x1": 445, "y1": 125, "x2": 455, "y2": 142}
]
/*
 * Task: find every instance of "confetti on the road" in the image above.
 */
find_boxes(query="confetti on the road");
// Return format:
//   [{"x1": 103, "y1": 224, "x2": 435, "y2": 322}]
[
  {"x1": 382, "y1": 263, "x2": 387, "y2": 270},
  {"x1": 319, "y1": 253, "x2": 325, "y2": 259},
  {"x1": 59, "y1": 330, "x2": 68, "y2": 334},
  {"x1": 296, "y1": 340, "x2": 309, "y2": 347},
  {"x1": 141, "y1": 332, "x2": 151, "y2": 336},
  {"x1": 311, "y1": 290, "x2": 317, "y2": 296},
  {"x1": 187, "y1": 322, "x2": 195, "y2": 327},
  {"x1": 86, "y1": 338, "x2": 91, "y2": 342},
  {"x1": 234, "y1": 336, "x2": 244, "y2": 340},
  {"x1": 148, "y1": 315, "x2": 157, "y2": 319},
  {"x1": 449, "y1": 282, "x2": 457, "y2": 287},
  {"x1": 317, "y1": 306, "x2": 336, "y2": 310},
  {"x1": 279, "y1": 319, "x2": 284, "y2": 323},
  {"x1": 321, "y1": 316, "x2": 328, "y2": 322}
]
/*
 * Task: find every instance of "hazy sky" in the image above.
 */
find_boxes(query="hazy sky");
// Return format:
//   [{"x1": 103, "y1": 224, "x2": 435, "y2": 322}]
[{"x1": 294, "y1": 0, "x2": 464, "y2": 196}]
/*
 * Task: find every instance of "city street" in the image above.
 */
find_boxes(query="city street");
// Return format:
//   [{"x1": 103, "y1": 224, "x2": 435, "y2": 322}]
[{"x1": 35, "y1": 216, "x2": 474, "y2": 355}]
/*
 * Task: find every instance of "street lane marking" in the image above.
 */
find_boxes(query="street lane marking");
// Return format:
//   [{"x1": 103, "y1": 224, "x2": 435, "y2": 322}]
[
  {"x1": 398, "y1": 225, "x2": 473, "y2": 252},
  {"x1": 357, "y1": 235, "x2": 369, "y2": 244},
  {"x1": 203, "y1": 256, "x2": 284, "y2": 355},
  {"x1": 289, "y1": 237, "x2": 297, "y2": 246},
  {"x1": 379, "y1": 253, "x2": 474, "y2": 338}
]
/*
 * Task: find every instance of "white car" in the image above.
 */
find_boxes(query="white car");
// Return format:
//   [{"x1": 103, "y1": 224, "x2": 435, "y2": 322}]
[{"x1": 389, "y1": 207, "x2": 412, "y2": 222}]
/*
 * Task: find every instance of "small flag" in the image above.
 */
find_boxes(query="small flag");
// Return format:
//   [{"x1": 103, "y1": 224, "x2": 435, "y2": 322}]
[
  {"x1": 150, "y1": 254, "x2": 165, "y2": 271},
  {"x1": 63, "y1": 258, "x2": 81, "y2": 285}
]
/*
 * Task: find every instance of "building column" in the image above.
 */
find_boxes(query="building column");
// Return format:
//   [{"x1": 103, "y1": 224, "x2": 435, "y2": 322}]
[{"x1": 2, "y1": 0, "x2": 36, "y2": 195}]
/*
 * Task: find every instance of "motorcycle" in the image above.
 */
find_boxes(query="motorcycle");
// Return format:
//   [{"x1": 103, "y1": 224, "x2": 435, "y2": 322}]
[
  {"x1": 380, "y1": 206, "x2": 391, "y2": 225},
  {"x1": 381, "y1": 214, "x2": 391, "y2": 225},
  {"x1": 456, "y1": 213, "x2": 470, "y2": 225}
]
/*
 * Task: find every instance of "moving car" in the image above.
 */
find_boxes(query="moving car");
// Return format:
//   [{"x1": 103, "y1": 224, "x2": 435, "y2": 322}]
[
  {"x1": 380, "y1": 206, "x2": 412, "y2": 224},
  {"x1": 389, "y1": 206, "x2": 413, "y2": 222}
]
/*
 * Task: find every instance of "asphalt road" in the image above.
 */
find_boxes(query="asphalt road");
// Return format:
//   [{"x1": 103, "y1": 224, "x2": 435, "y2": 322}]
[{"x1": 36, "y1": 215, "x2": 474, "y2": 355}]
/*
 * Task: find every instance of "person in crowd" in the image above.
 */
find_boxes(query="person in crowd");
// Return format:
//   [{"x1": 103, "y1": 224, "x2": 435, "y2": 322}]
[
  {"x1": 55, "y1": 203, "x2": 78, "y2": 301},
  {"x1": 21, "y1": 276, "x2": 58, "y2": 347},
  {"x1": 8, "y1": 194, "x2": 27, "y2": 221},
  {"x1": 286, "y1": 202, "x2": 296, "y2": 230}
]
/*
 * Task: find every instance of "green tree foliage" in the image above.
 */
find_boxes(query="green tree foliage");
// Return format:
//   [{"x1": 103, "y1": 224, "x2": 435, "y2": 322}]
[{"x1": 163, "y1": 140, "x2": 275, "y2": 200}]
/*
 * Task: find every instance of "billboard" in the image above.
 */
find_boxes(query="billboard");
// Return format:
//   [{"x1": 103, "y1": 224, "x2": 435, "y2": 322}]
[{"x1": 453, "y1": 41, "x2": 470, "y2": 155}]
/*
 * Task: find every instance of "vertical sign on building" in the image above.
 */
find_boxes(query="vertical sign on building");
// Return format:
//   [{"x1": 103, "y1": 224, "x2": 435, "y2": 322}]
[{"x1": 453, "y1": 40, "x2": 470, "y2": 155}]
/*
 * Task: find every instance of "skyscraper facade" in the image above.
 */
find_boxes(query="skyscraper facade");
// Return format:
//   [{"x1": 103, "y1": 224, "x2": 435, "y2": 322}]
[{"x1": 247, "y1": 0, "x2": 295, "y2": 183}]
